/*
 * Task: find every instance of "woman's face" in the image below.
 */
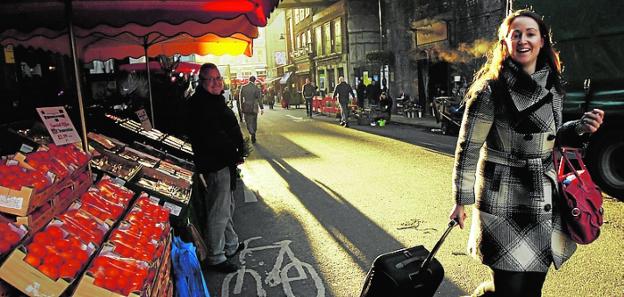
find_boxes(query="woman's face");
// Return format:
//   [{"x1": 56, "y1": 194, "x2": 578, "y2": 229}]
[
  {"x1": 504, "y1": 16, "x2": 544, "y2": 73},
  {"x1": 201, "y1": 68, "x2": 224, "y2": 95}
]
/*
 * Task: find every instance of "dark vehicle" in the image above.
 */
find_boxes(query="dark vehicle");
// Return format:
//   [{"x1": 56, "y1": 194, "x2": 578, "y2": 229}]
[{"x1": 515, "y1": 0, "x2": 624, "y2": 199}]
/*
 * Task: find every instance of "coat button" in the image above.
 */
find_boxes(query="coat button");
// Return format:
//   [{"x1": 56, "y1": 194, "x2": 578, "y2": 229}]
[
  {"x1": 547, "y1": 134, "x2": 556, "y2": 141},
  {"x1": 544, "y1": 204, "x2": 552, "y2": 212},
  {"x1": 524, "y1": 134, "x2": 533, "y2": 141}
]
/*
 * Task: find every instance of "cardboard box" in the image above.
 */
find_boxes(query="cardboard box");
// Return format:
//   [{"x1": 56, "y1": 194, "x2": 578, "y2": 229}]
[
  {"x1": 14, "y1": 201, "x2": 54, "y2": 234},
  {"x1": 73, "y1": 275, "x2": 142, "y2": 297},
  {"x1": 52, "y1": 172, "x2": 92, "y2": 216},
  {"x1": 0, "y1": 184, "x2": 55, "y2": 217},
  {"x1": 0, "y1": 248, "x2": 72, "y2": 297}
]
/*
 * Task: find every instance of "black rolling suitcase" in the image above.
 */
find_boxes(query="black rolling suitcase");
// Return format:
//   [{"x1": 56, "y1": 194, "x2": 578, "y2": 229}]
[{"x1": 360, "y1": 220, "x2": 458, "y2": 297}]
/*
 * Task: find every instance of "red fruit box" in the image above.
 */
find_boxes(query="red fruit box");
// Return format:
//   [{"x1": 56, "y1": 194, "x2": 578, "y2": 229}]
[
  {"x1": 52, "y1": 171, "x2": 92, "y2": 216},
  {"x1": 0, "y1": 155, "x2": 57, "y2": 216},
  {"x1": 0, "y1": 217, "x2": 28, "y2": 258},
  {"x1": 73, "y1": 250, "x2": 155, "y2": 297},
  {"x1": 13, "y1": 201, "x2": 55, "y2": 234},
  {"x1": 0, "y1": 222, "x2": 96, "y2": 297}
]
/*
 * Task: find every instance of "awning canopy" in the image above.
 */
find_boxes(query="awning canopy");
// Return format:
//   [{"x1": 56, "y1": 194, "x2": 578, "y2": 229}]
[
  {"x1": 119, "y1": 61, "x2": 202, "y2": 74},
  {"x1": 0, "y1": 0, "x2": 280, "y2": 32},
  {"x1": 279, "y1": 71, "x2": 294, "y2": 85}
]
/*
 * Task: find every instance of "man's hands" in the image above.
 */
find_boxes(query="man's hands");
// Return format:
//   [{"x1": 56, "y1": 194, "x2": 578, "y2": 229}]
[{"x1": 449, "y1": 204, "x2": 467, "y2": 229}]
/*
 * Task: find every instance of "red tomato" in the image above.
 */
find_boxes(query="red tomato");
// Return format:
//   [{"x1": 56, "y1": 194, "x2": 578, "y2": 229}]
[
  {"x1": 38, "y1": 264, "x2": 59, "y2": 280},
  {"x1": 56, "y1": 239, "x2": 71, "y2": 250},
  {"x1": 28, "y1": 243, "x2": 47, "y2": 258},
  {"x1": 0, "y1": 241, "x2": 11, "y2": 254},
  {"x1": 5, "y1": 230, "x2": 21, "y2": 245},
  {"x1": 33, "y1": 232, "x2": 52, "y2": 245},
  {"x1": 46, "y1": 226, "x2": 64, "y2": 240},
  {"x1": 44, "y1": 254, "x2": 64, "y2": 267},
  {"x1": 24, "y1": 254, "x2": 41, "y2": 267}
]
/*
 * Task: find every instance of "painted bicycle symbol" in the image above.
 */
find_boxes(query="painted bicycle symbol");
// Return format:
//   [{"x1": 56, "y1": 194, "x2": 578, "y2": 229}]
[{"x1": 222, "y1": 236, "x2": 326, "y2": 297}]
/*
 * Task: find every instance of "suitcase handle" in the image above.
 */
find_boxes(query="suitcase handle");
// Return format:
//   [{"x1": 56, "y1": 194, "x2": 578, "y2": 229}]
[{"x1": 395, "y1": 219, "x2": 458, "y2": 270}]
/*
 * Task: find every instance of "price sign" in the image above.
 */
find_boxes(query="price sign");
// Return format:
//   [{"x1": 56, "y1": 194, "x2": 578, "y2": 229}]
[
  {"x1": 36, "y1": 106, "x2": 81, "y2": 145},
  {"x1": 135, "y1": 109, "x2": 153, "y2": 131}
]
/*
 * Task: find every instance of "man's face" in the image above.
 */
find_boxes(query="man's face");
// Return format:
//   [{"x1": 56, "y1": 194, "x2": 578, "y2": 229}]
[
  {"x1": 200, "y1": 68, "x2": 224, "y2": 95},
  {"x1": 305, "y1": 78, "x2": 310, "y2": 84}
]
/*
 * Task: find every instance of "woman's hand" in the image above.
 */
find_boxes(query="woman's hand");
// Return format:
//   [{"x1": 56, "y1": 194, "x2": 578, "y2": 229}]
[
  {"x1": 579, "y1": 109, "x2": 605, "y2": 134},
  {"x1": 449, "y1": 204, "x2": 467, "y2": 229}
]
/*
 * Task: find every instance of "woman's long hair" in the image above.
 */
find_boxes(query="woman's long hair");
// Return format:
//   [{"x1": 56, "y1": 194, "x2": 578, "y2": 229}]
[{"x1": 466, "y1": 9, "x2": 563, "y2": 100}]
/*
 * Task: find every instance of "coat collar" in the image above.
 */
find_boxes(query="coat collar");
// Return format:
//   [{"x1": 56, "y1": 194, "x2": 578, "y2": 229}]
[
  {"x1": 501, "y1": 59, "x2": 552, "y2": 113},
  {"x1": 500, "y1": 59, "x2": 564, "y2": 129}
]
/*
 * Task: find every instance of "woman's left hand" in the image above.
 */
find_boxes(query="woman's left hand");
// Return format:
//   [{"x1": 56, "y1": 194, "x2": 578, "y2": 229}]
[{"x1": 579, "y1": 109, "x2": 605, "y2": 134}]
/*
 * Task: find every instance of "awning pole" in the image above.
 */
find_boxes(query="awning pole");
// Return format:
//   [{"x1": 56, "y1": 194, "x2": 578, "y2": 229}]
[
  {"x1": 65, "y1": 0, "x2": 89, "y2": 152},
  {"x1": 144, "y1": 37, "x2": 156, "y2": 128}
]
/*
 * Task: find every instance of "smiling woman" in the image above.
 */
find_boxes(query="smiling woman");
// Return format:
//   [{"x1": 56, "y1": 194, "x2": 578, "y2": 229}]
[{"x1": 449, "y1": 9, "x2": 605, "y2": 297}]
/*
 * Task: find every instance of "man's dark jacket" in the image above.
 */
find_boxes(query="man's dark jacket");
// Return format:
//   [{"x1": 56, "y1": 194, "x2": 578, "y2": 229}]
[
  {"x1": 185, "y1": 86, "x2": 244, "y2": 174},
  {"x1": 333, "y1": 82, "x2": 355, "y2": 104}
]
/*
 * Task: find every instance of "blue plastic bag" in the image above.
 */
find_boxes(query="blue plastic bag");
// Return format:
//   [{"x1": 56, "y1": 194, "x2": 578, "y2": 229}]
[{"x1": 172, "y1": 236, "x2": 211, "y2": 297}]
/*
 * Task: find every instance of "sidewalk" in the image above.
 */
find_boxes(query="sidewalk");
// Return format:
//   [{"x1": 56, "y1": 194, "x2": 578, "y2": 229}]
[{"x1": 388, "y1": 113, "x2": 440, "y2": 130}]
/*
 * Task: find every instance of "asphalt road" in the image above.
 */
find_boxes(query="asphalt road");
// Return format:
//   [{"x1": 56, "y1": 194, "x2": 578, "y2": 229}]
[{"x1": 204, "y1": 107, "x2": 624, "y2": 297}]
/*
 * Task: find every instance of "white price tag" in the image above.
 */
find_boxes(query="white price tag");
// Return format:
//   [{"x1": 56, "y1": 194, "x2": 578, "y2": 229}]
[
  {"x1": 162, "y1": 202, "x2": 182, "y2": 216},
  {"x1": 19, "y1": 144, "x2": 34, "y2": 153},
  {"x1": 0, "y1": 195, "x2": 24, "y2": 210},
  {"x1": 149, "y1": 196, "x2": 161, "y2": 204}
]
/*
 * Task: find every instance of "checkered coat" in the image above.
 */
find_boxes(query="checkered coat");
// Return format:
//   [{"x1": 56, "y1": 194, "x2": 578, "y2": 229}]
[{"x1": 453, "y1": 60, "x2": 584, "y2": 272}]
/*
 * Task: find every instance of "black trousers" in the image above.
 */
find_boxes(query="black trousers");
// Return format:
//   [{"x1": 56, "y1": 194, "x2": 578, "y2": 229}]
[
  {"x1": 305, "y1": 97, "x2": 313, "y2": 117},
  {"x1": 477, "y1": 269, "x2": 547, "y2": 297}
]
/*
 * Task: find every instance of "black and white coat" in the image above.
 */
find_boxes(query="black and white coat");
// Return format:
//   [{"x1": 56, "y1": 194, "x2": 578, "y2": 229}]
[{"x1": 453, "y1": 59, "x2": 584, "y2": 272}]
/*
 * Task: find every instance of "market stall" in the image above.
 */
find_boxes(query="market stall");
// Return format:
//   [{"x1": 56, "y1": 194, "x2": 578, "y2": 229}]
[{"x1": 0, "y1": 1, "x2": 282, "y2": 296}]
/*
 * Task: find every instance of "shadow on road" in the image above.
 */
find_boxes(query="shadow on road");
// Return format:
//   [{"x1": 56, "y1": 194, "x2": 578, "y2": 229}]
[{"x1": 253, "y1": 144, "x2": 465, "y2": 296}]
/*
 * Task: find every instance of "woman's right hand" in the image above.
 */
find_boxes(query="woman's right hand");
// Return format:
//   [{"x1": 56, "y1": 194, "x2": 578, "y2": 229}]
[{"x1": 449, "y1": 204, "x2": 467, "y2": 229}]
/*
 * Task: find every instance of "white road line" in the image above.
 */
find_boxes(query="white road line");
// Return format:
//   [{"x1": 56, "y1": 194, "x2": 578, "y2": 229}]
[{"x1": 244, "y1": 186, "x2": 258, "y2": 203}]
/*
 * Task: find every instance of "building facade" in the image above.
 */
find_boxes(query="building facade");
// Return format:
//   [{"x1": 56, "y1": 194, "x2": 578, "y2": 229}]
[
  {"x1": 383, "y1": 0, "x2": 507, "y2": 111},
  {"x1": 282, "y1": 0, "x2": 382, "y2": 98}
]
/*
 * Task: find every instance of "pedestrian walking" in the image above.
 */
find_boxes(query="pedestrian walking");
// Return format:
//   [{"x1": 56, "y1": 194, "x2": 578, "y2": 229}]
[
  {"x1": 302, "y1": 78, "x2": 316, "y2": 118},
  {"x1": 185, "y1": 63, "x2": 246, "y2": 273},
  {"x1": 356, "y1": 79, "x2": 366, "y2": 108},
  {"x1": 333, "y1": 76, "x2": 356, "y2": 127},
  {"x1": 448, "y1": 9, "x2": 604, "y2": 297},
  {"x1": 282, "y1": 86, "x2": 291, "y2": 109},
  {"x1": 239, "y1": 76, "x2": 264, "y2": 143}
]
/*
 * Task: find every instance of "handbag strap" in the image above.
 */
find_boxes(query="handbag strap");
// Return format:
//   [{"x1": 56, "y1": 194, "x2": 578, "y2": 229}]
[{"x1": 557, "y1": 147, "x2": 586, "y2": 186}]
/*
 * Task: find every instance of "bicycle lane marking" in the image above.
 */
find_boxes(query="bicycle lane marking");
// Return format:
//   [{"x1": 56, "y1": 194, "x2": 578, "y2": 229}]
[{"x1": 221, "y1": 236, "x2": 326, "y2": 297}]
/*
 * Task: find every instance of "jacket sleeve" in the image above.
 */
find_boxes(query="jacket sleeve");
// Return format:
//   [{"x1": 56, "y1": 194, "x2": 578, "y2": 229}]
[
  {"x1": 556, "y1": 119, "x2": 587, "y2": 148},
  {"x1": 452, "y1": 86, "x2": 495, "y2": 205}
]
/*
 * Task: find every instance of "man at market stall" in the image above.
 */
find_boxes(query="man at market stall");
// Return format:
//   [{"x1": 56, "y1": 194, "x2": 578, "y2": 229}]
[{"x1": 185, "y1": 63, "x2": 245, "y2": 273}]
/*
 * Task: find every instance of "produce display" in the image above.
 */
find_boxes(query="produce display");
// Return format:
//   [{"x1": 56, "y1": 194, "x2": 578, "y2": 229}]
[
  {"x1": 90, "y1": 154, "x2": 141, "y2": 181},
  {"x1": 85, "y1": 194, "x2": 170, "y2": 296},
  {"x1": 58, "y1": 210, "x2": 109, "y2": 245},
  {"x1": 0, "y1": 221, "x2": 27, "y2": 256},
  {"x1": 0, "y1": 162, "x2": 53, "y2": 191},
  {"x1": 87, "y1": 132, "x2": 124, "y2": 152},
  {"x1": 88, "y1": 254, "x2": 151, "y2": 296},
  {"x1": 136, "y1": 177, "x2": 191, "y2": 204},
  {"x1": 23, "y1": 224, "x2": 95, "y2": 280},
  {"x1": 157, "y1": 160, "x2": 193, "y2": 184},
  {"x1": 119, "y1": 147, "x2": 159, "y2": 168}
]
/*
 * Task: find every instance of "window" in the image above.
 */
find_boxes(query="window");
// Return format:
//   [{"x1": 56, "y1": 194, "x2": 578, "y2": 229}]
[
  {"x1": 301, "y1": 33, "x2": 306, "y2": 49},
  {"x1": 315, "y1": 26, "x2": 323, "y2": 55},
  {"x1": 296, "y1": 34, "x2": 300, "y2": 50},
  {"x1": 334, "y1": 18, "x2": 342, "y2": 53},
  {"x1": 323, "y1": 22, "x2": 331, "y2": 55}
]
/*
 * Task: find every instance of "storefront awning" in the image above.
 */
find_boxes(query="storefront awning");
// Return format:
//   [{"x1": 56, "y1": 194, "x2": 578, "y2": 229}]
[
  {"x1": 279, "y1": 71, "x2": 294, "y2": 85},
  {"x1": 265, "y1": 77, "x2": 281, "y2": 84}
]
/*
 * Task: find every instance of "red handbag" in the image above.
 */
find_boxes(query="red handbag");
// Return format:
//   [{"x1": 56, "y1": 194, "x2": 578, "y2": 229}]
[{"x1": 555, "y1": 147, "x2": 604, "y2": 244}]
